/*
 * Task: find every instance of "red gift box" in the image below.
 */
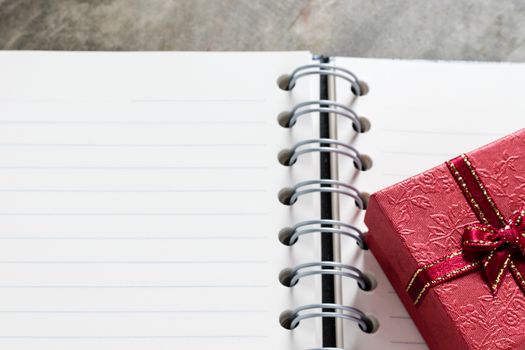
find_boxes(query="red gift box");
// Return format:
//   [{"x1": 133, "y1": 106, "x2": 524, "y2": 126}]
[{"x1": 366, "y1": 129, "x2": 525, "y2": 350}]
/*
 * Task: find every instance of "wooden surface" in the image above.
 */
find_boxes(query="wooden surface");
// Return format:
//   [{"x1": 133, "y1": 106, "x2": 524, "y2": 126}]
[{"x1": 1, "y1": 0, "x2": 525, "y2": 61}]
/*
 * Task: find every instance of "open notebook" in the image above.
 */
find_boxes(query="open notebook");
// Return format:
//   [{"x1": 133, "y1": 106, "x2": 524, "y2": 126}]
[{"x1": 0, "y1": 51, "x2": 523, "y2": 350}]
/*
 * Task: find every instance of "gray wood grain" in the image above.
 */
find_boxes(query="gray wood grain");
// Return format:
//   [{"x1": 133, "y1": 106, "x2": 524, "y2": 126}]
[{"x1": 1, "y1": 0, "x2": 525, "y2": 61}]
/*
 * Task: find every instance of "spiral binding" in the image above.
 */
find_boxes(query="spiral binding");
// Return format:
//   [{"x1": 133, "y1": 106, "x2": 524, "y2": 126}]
[
  {"x1": 279, "y1": 261, "x2": 374, "y2": 291},
  {"x1": 278, "y1": 64, "x2": 368, "y2": 96},
  {"x1": 277, "y1": 138, "x2": 371, "y2": 170},
  {"x1": 279, "y1": 303, "x2": 378, "y2": 333},
  {"x1": 278, "y1": 62, "x2": 376, "y2": 349},
  {"x1": 278, "y1": 219, "x2": 367, "y2": 249},
  {"x1": 278, "y1": 179, "x2": 368, "y2": 209},
  {"x1": 277, "y1": 100, "x2": 369, "y2": 133}
]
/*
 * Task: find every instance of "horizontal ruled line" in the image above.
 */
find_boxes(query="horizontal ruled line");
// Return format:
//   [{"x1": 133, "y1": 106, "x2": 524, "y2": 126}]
[
  {"x1": 389, "y1": 315, "x2": 411, "y2": 319},
  {"x1": 0, "y1": 309, "x2": 267, "y2": 314},
  {"x1": 382, "y1": 172, "x2": 415, "y2": 178},
  {"x1": 0, "y1": 236, "x2": 266, "y2": 240},
  {"x1": 0, "y1": 335, "x2": 267, "y2": 339},
  {"x1": 0, "y1": 260, "x2": 268, "y2": 264},
  {"x1": 390, "y1": 340, "x2": 427, "y2": 345},
  {"x1": 0, "y1": 143, "x2": 266, "y2": 148},
  {"x1": 0, "y1": 166, "x2": 267, "y2": 170},
  {"x1": 0, "y1": 189, "x2": 266, "y2": 193},
  {"x1": 0, "y1": 97, "x2": 266, "y2": 103},
  {"x1": 0, "y1": 336, "x2": 268, "y2": 341},
  {"x1": 131, "y1": 98, "x2": 266, "y2": 103},
  {"x1": 378, "y1": 128, "x2": 504, "y2": 137},
  {"x1": 382, "y1": 150, "x2": 452, "y2": 157},
  {"x1": 0, "y1": 285, "x2": 268, "y2": 289},
  {"x1": 0, "y1": 212, "x2": 267, "y2": 216},
  {"x1": 0, "y1": 121, "x2": 267, "y2": 125}
]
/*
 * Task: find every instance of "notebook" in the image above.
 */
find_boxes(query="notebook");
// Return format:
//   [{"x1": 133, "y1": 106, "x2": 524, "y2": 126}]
[{"x1": 0, "y1": 51, "x2": 523, "y2": 350}]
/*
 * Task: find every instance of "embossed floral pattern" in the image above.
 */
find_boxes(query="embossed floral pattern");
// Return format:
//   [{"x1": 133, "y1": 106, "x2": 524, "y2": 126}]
[
  {"x1": 441, "y1": 280, "x2": 525, "y2": 349},
  {"x1": 477, "y1": 151, "x2": 518, "y2": 196},
  {"x1": 434, "y1": 283, "x2": 458, "y2": 299},
  {"x1": 385, "y1": 167, "x2": 451, "y2": 230},
  {"x1": 427, "y1": 204, "x2": 472, "y2": 249},
  {"x1": 411, "y1": 242, "x2": 439, "y2": 265}
]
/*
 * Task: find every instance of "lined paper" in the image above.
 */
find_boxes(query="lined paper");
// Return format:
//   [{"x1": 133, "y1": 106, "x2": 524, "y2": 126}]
[
  {"x1": 5, "y1": 51, "x2": 524, "y2": 349},
  {"x1": 0, "y1": 51, "x2": 320, "y2": 350},
  {"x1": 333, "y1": 57, "x2": 525, "y2": 349}
]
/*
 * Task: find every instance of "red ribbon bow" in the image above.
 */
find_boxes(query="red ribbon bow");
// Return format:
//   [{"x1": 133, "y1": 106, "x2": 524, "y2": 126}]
[
  {"x1": 406, "y1": 154, "x2": 525, "y2": 305},
  {"x1": 462, "y1": 207, "x2": 525, "y2": 294}
]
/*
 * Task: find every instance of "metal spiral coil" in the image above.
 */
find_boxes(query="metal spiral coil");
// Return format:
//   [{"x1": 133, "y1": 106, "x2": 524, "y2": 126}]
[
  {"x1": 279, "y1": 303, "x2": 379, "y2": 334},
  {"x1": 279, "y1": 261, "x2": 376, "y2": 291},
  {"x1": 277, "y1": 61, "x2": 377, "y2": 349},
  {"x1": 278, "y1": 179, "x2": 369, "y2": 209},
  {"x1": 278, "y1": 219, "x2": 367, "y2": 249},
  {"x1": 277, "y1": 138, "x2": 372, "y2": 171},
  {"x1": 277, "y1": 100, "x2": 370, "y2": 133},
  {"x1": 277, "y1": 64, "x2": 368, "y2": 96}
]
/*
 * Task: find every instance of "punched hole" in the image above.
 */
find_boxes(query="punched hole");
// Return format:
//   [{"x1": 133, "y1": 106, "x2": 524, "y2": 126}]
[
  {"x1": 278, "y1": 187, "x2": 295, "y2": 206},
  {"x1": 356, "y1": 192, "x2": 370, "y2": 210},
  {"x1": 351, "y1": 80, "x2": 369, "y2": 96},
  {"x1": 359, "y1": 314, "x2": 380, "y2": 334},
  {"x1": 352, "y1": 116, "x2": 372, "y2": 133},
  {"x1": 353, "y1": 154, "x2": 373, "y2": 171},
  {"x1": 357, "y1": 232, "x2": 368, "y2": 250},
  {"x1": 279, "y1": 310, "x2": 297, "y2": 329},
  {"x1": 277, "y1": 111, "x2": 292, "y2": 128},
  {"x1": 278, "y1": 268, "x2": 296, "y2": 287},
  {"x1": 358, "y1": 272, "x2": 377, "y2": 291},
  {"x1": 277, "y1": 74, "x2": 293, "y2": 91},
  {"x1": 277, "y1": 149, "x2": 294, "y2": 166},
  {"x1": 278, "y1": 227, "x2": 294, "y2": 246}
]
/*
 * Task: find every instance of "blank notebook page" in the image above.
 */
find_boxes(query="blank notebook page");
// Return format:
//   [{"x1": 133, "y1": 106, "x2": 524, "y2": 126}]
[
  {"x1": 0, "y1": 51, "x2": 323, "y2": 350},
  {"x1": 334, "y1": 57, "x2": 525, "y2": 349}
]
